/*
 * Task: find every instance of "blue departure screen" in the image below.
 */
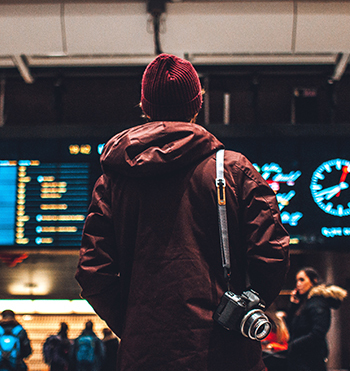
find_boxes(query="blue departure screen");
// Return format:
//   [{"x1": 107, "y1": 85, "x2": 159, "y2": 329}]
[
  {"x1": 0, "y1": 159, "x2": 90, "y2": 248},
  {"x1": 0, "y1": 163, "x2": 17, "y2": 245}
]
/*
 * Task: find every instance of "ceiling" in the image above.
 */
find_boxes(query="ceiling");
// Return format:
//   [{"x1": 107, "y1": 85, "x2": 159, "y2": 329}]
[{"x1": 0, "y1": 0, "x2": 350, "y2": 83}]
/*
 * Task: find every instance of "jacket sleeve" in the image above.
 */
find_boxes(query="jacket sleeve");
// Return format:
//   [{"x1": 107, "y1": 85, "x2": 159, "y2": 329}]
[
  {"x1": 228, "y1": 153, "x2": 290, "y2": 307},
  {"x1": 75, "y1": 175, "x2": 123, "y2": 336}
]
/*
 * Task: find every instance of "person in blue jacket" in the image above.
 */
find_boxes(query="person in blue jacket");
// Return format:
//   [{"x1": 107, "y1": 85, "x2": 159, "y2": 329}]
[
  {"x1": 72, "y1": 321, "x2": 104, "y2": 371},
  {"x1": 0, "y1": 309, "x2": 32, "y2": 371}
]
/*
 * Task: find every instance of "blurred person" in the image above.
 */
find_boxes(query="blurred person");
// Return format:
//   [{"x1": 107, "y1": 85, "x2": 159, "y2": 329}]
[
  {"x1": 263, "y1": 308, "x2": 289, "y2": 352},
  {"x1": 102, "y1": 328, "x2": 119, "y2": 371},
  {"x1": 75, "y1": 53, "x2": 290, "y2": 371},
  {"x1": 43, "y1": 322, "x2": 72, "y2": 371},
  {"x1": 287, "y1": 267, "x2": 347, "y2": 371},
  {"x1": 72, "y1": 321, "x2": 104, "y2": 371},
  {"x1": 0, "y1": 309, "x2": 32, "y2": 371},
  {"x1": 262, "y1": 307, "x2": 289, "y2": 371}
]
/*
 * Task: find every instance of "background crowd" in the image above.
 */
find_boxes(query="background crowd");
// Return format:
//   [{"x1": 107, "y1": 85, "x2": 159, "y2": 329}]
[
  {"x1": 0, "y1": 310, "x2": 119, "y2": 371},
  {"x1": 0, "y1": 265, "x2": 347, "y2": 371}
]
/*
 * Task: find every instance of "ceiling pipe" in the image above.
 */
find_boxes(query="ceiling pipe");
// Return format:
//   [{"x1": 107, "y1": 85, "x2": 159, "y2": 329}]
[
  {"x1": 331, "y1": 52, "x2": 350, "y2": 81},
  {"x1": 11, "y1": 55, "x2": 34, "y2": 84},
  {"x1": 147, "y1": 0, "x2": 167, "y2": 55}
]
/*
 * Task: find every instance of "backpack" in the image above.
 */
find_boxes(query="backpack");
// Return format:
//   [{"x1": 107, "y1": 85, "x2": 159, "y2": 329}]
[
  {"x1": 43, "y1": 335, "x2": 69, "y2": 366},
  {"x1": 75, "y1": 335, "x2": 96, "y2": 364},
  {"x1": 0, "y1": 325, "x2": 22, "y2": 369}
]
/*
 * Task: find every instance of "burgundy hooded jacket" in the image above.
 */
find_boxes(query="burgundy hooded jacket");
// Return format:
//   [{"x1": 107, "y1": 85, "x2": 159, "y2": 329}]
[{"x1": 75, "y1": 121, "x2": 290, "y2": 371}]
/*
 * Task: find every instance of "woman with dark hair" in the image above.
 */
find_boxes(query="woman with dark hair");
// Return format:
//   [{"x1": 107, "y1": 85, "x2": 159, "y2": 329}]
[{"x1": 287, "y1": 267, "x2": 347, "y2": 371}]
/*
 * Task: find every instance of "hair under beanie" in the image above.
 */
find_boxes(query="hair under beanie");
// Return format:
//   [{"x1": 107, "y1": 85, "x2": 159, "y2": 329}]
[{"x1": 141, "y1": 53, "x2": 203, "y2": 121}]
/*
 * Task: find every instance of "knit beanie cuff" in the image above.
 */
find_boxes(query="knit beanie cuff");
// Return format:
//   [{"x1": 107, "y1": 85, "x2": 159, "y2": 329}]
[{"x1": 141, "y1": 89, "x2": 202, "y2": 121}]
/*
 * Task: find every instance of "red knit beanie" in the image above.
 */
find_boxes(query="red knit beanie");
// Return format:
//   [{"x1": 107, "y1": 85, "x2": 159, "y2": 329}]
[{"x1": 141, "y1": 54, "x2": 203, "y2": 121}]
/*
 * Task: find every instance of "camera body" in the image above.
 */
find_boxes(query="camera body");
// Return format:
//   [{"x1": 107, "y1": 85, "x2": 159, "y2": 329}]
[{"x1": 213, "y1": 289, "x2": 271, "y2": 341}]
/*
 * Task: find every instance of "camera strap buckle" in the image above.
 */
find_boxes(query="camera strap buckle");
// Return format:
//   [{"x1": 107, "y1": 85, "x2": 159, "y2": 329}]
[{"x1": 216, "y1": 178, "x2": 226, "y2": 206}]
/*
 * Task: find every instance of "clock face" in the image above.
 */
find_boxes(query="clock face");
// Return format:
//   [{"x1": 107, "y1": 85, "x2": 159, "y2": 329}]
[{"x1": 310, "y1": 159, "x2": 350, "y2": 217}]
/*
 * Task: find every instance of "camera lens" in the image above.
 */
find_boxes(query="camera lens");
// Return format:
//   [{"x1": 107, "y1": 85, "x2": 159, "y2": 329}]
[
  {"x1": 250, "y1": 317, "x2": 271, "y2": 340},
  {"x1": 240, "y1": 309, "x2": 271, "y2": 341}
]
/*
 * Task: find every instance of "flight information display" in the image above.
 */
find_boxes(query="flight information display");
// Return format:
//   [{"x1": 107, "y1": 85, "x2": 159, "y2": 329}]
[
  {"x1": 0, "y1": 135, "x2": 349, "y2": 250},
  {"x1": 0, "y1": 139, "x2": 101, "y2": 249},
  {"x1": 0, "y1": 160, "x2": 89, "y2": 247}
]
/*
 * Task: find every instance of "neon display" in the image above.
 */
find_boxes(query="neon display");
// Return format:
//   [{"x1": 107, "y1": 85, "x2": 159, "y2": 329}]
[
  {"x1": 310, "y1": 159, "x2": 350, "y2": 217},
  {"x1": 254, "y1": 162, "x2": 303, "y2": 229}
]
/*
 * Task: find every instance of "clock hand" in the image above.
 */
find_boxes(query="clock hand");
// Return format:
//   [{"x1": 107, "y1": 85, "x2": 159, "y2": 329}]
[
  {"x1": 336, "y1": 166, "x2": 349, "y2": 197},
  {"x1": 325, "y1": 183, "x2": 348, "y2": 200},
  {"x1": 316, "y1": 182, "x2": 349, "y2": 200},
  {"x1": 325, "y1": 182, "x2": 349, "y2": 200}
]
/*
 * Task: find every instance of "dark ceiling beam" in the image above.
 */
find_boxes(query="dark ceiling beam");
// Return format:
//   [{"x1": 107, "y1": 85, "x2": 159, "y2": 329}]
[{"x1": 2, "y1": 123, "x2": 350, "y2": 140}]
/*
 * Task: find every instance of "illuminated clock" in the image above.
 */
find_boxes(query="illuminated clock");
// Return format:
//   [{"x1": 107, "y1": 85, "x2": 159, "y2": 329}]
[{"x1": 310, "y1": 159, "x2": 350, "y2": 217}]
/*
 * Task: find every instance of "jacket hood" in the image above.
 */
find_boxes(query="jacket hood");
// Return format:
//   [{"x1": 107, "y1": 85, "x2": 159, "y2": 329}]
[
  {"x1": 101, "y1": 121, "x2": 224, "y2": 177},
  {"x1": 308, "y1": 284, "x2": 347, "y2": 309}
]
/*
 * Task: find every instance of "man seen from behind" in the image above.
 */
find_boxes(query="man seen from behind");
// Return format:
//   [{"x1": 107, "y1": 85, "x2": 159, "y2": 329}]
[{"x1": 75, "y1": 53, "x2": 290, "y2": 371}]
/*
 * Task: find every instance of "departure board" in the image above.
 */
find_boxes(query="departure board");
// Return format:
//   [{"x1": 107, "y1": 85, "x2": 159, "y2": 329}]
[
  {"x1": 0, "y1": 164, "x2": 17, "y2": 246},
  {"x1": 0, "y1": 138, "x2": 102, "y2": 249},
  {"x1": 0, "y1": 160, "x2": 89, "y2": 248},
  {"x1": 0, "y1": 135, "x2": 350, "y2": 251}
]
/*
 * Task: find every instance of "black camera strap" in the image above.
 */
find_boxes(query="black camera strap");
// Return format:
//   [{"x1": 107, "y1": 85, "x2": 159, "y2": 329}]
[{"x1": 216, "y1": 149, "x2": 231, "y2": 285}]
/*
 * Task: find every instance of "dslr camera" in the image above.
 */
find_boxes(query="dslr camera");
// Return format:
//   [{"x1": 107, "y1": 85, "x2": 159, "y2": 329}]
[{"x1": 213, "y1": 289, "x2": 271, "y2": 341}]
